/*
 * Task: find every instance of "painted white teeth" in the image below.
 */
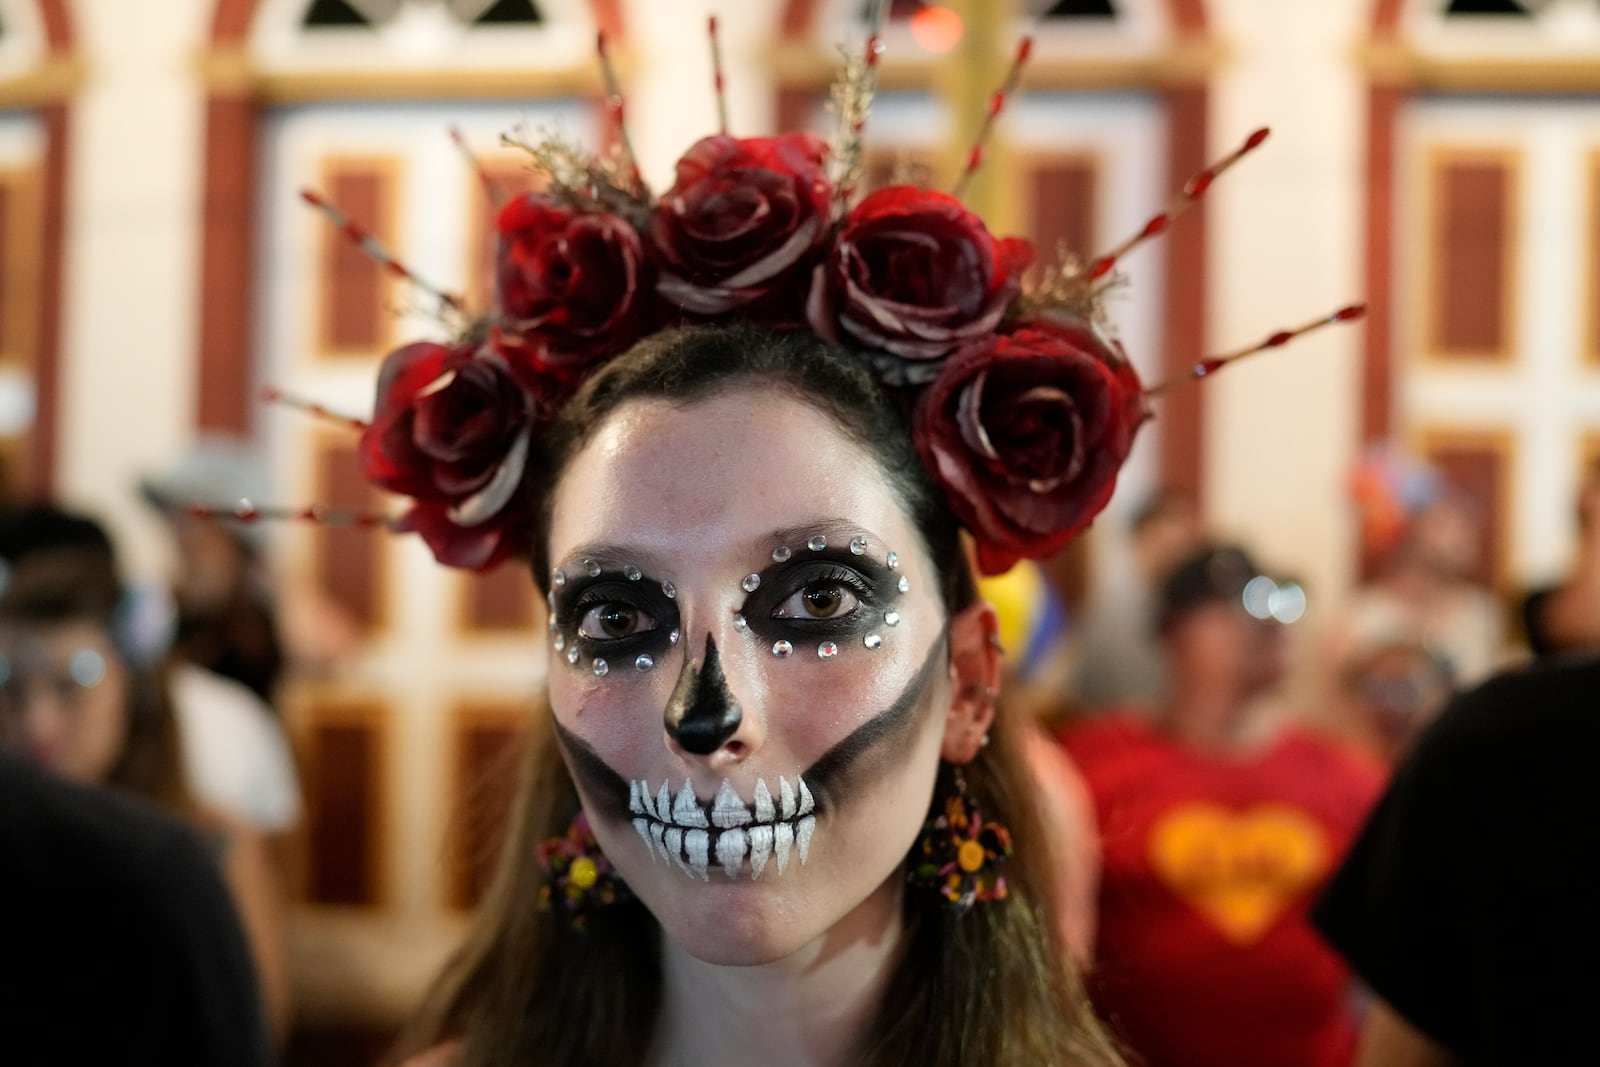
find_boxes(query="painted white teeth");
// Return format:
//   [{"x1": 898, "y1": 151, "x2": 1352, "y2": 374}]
[
  {"x1": 779, "y1": 777, "x2": 796, "y2": 820},
  {"x1": 629, "y1": 780, "x2": 643, "y2": 815},
  {"x1": 649, "y1": 821, "x2": 667, "y2": 862},
  {"x1": 796, "y1": 815, "x2": 816, "y2": 865},
  {"x1": 657, "y1": 782, "x2": 672, "y2": 826},
  {"x1": 633, "y1": 817, "x2": 654, "y2": 859},
  {"x1": 640, "y1": 781, "x2": 657, "y2": 820},
  {"x1": 712, "y1": 779, "x2": 753, "y2": 829},
  {"x1": 716, "y1": 827, "x2": 748, "y2": 878},
  {"x1": 685, "y1": 829, "x2": 711, "y2": 881},
  {"x1": 753, "y1": 778, "x2": 775, "y2": 823},
  {"x1": 797, "y1": 778, "x2": 814, "y2": 817},
  {"x1": 747, "y1": 824, "x2": 774, "y2": 880},
  {"x1": 673, "y1": 779, "x2": 709, "y2": 828},
  {"x1": 774, "y1": 822, "x2": 794, "y2": 874},
  {"x1": 663, "y1": 828, "x2": 689, "y2": 875}
]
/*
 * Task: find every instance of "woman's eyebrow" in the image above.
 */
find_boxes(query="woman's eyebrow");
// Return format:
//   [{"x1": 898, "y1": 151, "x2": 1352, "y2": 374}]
[
  {"x1": 551, "y1": 544, "x2": 671, "y2": 575},
  {"x1": 750, "y1": 519, "x2": 884, "y2": 557}
]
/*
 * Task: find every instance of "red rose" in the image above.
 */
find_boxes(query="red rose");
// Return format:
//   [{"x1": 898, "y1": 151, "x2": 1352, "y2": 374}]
[
  {"x1": 495, "y1": 195, "x2": 652, "y2": 375},
  {"x1": 809, "y1": 186, "x2": 1032, "y2": 369},
  {"x1": 914, "y1": 318, "x2": 1148, "y2": 575},
  {"x1": 652, "y1": 133, "x2": 832, "y2": 317},
  {"x1": 360, "y1": 341, "x2": 538, "y2": 571}
]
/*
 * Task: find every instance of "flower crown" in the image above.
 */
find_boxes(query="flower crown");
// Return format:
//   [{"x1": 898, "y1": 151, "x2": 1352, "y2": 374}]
[{"x1": 234, "y1": 22, "x2": 1363, "y2": 578}]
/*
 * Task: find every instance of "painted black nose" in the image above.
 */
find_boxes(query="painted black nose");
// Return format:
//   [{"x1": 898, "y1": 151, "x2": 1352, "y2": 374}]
[{"x1": 664, "y1": 634, "x2": 742, "y2": 755}]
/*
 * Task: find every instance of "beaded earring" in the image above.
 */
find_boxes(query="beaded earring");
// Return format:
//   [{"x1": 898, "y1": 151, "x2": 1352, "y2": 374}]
[
  {"x1": 909, "y1": 764, "x2": 1013, "y2": 911},
  {"x1": 537, "y1": 810, "x2": 630, "y2": 928}
]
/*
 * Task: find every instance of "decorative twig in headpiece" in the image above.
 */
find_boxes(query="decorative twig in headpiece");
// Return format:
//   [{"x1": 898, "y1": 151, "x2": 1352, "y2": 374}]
[
  {"x1": 708, "y1": 16, "x2": 730, "y2": 135},
  {"x1": 596, "y1": 30, "x2": 645, "y2": 195},
  {"x1": 951, "y1": 37, "x2": 1034, "y2": 202},
  {"x1": 299, "y1": 189, "x2": 467, "y2": 319},
  {"x1": 1144, "y1": 304, "x2": 1368, "y2": 395},
  {"x1": 260, "y1": 385, "x2": 369, "y2": 432},
  {"x1": 826, "y1": 31, "x2": 885, "y2": 216},
  {"x1": 450, "y1": 126, "x2": 505, "y2": 209},
  {"x1": 183, "y1": 502, "x2": 398, "y2": 531}
]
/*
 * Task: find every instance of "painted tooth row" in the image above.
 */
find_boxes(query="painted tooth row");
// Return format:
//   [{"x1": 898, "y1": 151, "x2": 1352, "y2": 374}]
[
  {"x1": 629, "y1": 775, "x2": 814, "y2": 828},
  {"x1": 633, "y1": 815, "x2": 817, "y2": 880}
]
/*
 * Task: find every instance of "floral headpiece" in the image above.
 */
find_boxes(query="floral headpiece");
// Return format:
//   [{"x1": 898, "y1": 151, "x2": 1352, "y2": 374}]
[{"x1": 234, "y1": 22, "x2": 1363, "y2": 578}]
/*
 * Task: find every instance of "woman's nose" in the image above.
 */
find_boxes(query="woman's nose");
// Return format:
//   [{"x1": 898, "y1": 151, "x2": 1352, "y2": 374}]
[{"x1": 662, "y1": 634, "x2": 767, "y2": 768}]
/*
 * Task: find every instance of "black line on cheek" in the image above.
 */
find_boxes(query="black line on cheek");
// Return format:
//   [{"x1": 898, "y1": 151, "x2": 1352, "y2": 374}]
[
  {"x1": 802, "y1": 630, "x2": 949, "y2": 813},
  {"x1": 551, "y1": 716, "x2": 633, "y2": 825}
]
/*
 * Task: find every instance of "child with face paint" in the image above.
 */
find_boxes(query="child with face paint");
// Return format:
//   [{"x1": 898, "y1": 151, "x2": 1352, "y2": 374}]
[{"x1": 395, "y1": 326, "x2": 1125, "y2": 1067}]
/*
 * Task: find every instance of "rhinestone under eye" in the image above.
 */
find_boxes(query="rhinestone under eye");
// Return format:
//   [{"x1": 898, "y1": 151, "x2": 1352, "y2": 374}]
[
  {"x1": 864, "y1": 633, "x2": 883, "y2": 650},
  {"x1": 772, "y1": 545, "x2": 791, "y2": 562},
  {"x1": 669, "y1": 629, "x2": 681, "y2": 645},
  {"x1": 583, "y1": 559, "x2": 601, "y2": 578},
  {"x1": 635, "y1": 654, "x2": 653, "y2": 671},
  {"x1": 553, "y1": 569, "x2": 567, "y2": 586},
  {"x1": 742, "y1": 574, "x2": 761, "y2": 593},
  {"x1": 624, "y1": 564, "x2": 642, "y2": 581},
  {"x1": 553, "y1": 633, "x2": 566, "y2": 652},
  {"x1": 807, "y1": 534, "x2": 826, "y2": 551},
  {"x1": 733, "y1": 614, "x2": 749, "y2": 633},
  {"x1": 887, "y1": 552, "x2": 899, "y2": 571},
  {"x1": 849, "y1": 536, "x2": 867, "y2": 555},
  {"x1": 566, "y1": 646, "x2": 581, "y2": 665},
  {"x1": 885, "y1": 610, "x2": 901, "y2": 627},
  {"x1": 593, "y1": 658, "x2": 609, "y2": 677},
  {"x1": 897, "y1": 576, "x2": 910, "y2": 594},
  {"x1": 662, "y1": 580, "x2": 676, "y2": 599},
  {"x1": 772, "y1": 640, "x2": 793, "y2": 658},
  {"x1": 818, "y1": 641, "x2": 839, "y2": 659}
]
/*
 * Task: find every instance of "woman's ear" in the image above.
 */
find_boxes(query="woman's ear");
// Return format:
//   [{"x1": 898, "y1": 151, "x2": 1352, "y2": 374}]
[{"x1": 942, "y1": 598, "x2": 1002, "y2": 764}]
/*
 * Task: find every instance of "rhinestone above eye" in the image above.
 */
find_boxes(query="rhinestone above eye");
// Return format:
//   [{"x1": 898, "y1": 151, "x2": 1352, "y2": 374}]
[
  {"x1": 566, "y1": 646, "x2": 581, "y2": 665},
  {"x1": 552, "y1": 569, "x2": 567, "y2": 586},
  {"x1": 818, "y1": 641, "x2": 839, "y2": 659},
  {"x1": 772, "y1": 545, "x2": 791, "y2": 562},
  {"x1": 772, "y1": 640, "x2": 793, "y2": 658},
  {"x1": 733, "y1": 614, "x2": 749, "y2": 633},
  {"x1": 669, "y1": 628, "x2": 681, "y2": 645},
  {"x1": 806, "y1": 534, "x2": 827, "y2": 551},
  {"x1": 884, "y1": 610, "x2": 901, "y2": 627},
  {"x1": 849, "y1": 536, "x2": 868, "y2": 555},
  {"x1": 741, "y1": 573, "x2": 761, "y2": 593},
  {"x1": 583, "y1": 559, "x2": 601, "y2": 578},
  {"x1": 553, "y1": 632, "x2": 566, "y2": 652},
  {"x1": 864, "y1": 633, "x2": 883, "y2": 650},
  {"x1": 593, "y1": 658, "x2": 610, "y2": 677},
  {"x1": 887, "y1": 552, "x2": 899, "y2": 571},
  {"x1": 897, "y1": 576, "x2": 910, "y2": 594},
  {"x1": 624, "y1": 564, "x2": 642, "y2": 581},
  {"x1": 635, "y1": 654, "x2": 654, "y2": 671},
  {"x1": 661, "y1": 580, "x2": 676, "y2": 599},
  {"x1": 546, "y1": 591, "x2": 556, "y2": 611}
]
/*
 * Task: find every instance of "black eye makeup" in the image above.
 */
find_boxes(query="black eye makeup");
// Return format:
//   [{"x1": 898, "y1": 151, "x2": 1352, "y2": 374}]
[
  {"x1": 738, "y1": 546, "x2": 904, "y2": 649},
  {"x1": 551, "y1": 561, "x2": 681, "y2": 675}
]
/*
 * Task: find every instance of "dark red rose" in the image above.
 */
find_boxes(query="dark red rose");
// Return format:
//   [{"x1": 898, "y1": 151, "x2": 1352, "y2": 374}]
[
  {"x1": 809, "y1": 186, "x2": 1032, "y2": 366},
  {"x1": 361, "y1": 341, "x2": 538, "y2": 571},
  {"x1": 652, "y1": 133, "x2": 832, "y2": 317},
  {"x1": 495, "y1": 195, "x2": 652, "y2": 375},
  {"x1": 914, "y1": 318, "x2": 1148, "y2": 575}
]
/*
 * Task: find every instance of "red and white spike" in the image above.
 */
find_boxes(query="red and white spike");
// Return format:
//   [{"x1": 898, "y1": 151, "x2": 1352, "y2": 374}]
[
  {"x1": 184, "y1": 501, "x2": 398, "y2": 531},
  {"x1": 596, "y1": 30, "x2": 645, "y2": 191},
  {"x1": 1086, "y1": 127, "x2": 1272, "y2": 283},
  {"x1": 299, "y1": 189, "x2": 465, "y2": 314},
  {"x1": 260, "y1": 385, "x2": 369, "y2": 432},
  {"x1": 449, "y1": 126, "x2": 505, "y2": 208},
  {"x1": 708, "y1": 16, "x2": 730, "y2": 135},
  {"x1": 1145, "y1": 304, "x2": 1367, "y2": 396},
  {"x1": 951, "y1": 36, "x2": 1034, "y2": 202}
]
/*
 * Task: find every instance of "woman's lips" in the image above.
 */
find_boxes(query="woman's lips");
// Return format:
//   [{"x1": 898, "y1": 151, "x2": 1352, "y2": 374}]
[{"x1": 628, "y1": 775, "x2": 818, "y2": 881}]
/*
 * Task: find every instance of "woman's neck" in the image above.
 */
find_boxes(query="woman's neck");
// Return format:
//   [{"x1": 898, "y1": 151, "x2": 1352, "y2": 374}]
[{"x1": 647, "y1": 876, "x2": 906, "y2": 1067}]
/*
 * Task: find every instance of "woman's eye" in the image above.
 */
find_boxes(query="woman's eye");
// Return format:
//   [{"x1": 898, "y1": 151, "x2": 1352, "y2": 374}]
[
  {"x1": 578, "y1": 603, "x2": 655, "y2": 640},
  {"x1": 774, "y1": 583, "x2": 861, "y2": 621}
]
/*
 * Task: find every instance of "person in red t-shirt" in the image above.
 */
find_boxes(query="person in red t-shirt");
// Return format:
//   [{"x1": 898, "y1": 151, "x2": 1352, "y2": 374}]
[{"x1": 1064, "y1": 545, "x2": 1384, "y2": 1067}]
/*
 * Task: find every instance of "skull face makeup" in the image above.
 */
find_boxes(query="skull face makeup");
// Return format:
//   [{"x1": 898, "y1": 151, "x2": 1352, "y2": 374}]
[{"x1": 544, "y1": 385, "x2": 962, "y2": 966}]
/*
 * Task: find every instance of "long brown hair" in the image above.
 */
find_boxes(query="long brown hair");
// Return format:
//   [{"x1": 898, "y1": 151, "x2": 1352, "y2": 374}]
[{"x1": 397, "y1": 326, "x2": 1123, "y2": 1066}]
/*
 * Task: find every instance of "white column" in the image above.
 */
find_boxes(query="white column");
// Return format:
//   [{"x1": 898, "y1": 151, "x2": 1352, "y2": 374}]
[
  {"x1": 56, "y1": 0, "x2": 210, "y2": 580},
  {"x1": 1204, "y1": 0, "x2": 1367, "y2": 607}
]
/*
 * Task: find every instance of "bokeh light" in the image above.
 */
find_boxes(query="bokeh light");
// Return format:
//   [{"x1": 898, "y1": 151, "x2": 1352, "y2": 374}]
[{"x1": 910, "y1": 5, "x2": 964, "y2": 54}]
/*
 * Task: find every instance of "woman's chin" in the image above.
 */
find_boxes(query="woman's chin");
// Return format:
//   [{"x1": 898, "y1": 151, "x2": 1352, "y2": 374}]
[{"x1": 645, "y1": 882, "x2": 822, "y2": 966}]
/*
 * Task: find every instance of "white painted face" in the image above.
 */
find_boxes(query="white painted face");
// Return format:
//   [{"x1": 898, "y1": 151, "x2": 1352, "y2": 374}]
[{"x1": 545, "y1": 384, "x2": 956, "y2": 966}]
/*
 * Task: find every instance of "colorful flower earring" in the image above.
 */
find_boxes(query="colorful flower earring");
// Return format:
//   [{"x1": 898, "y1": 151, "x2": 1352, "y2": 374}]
[
  {"x1": 537, "y1": 810, "x2": 630, "y2": 927},
  {"x1": 909, "y1": 765, "x2": 1013, "y2": 911}
]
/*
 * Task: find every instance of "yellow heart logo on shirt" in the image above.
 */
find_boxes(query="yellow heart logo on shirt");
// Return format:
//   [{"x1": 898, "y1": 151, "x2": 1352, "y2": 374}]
[{"x1": 1148, "y1": 803, "x2": 1330, "y2": 945}]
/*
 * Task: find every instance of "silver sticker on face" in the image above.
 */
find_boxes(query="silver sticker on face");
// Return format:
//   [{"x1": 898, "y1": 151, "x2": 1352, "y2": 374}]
[
  {"x1": 806, "y1": 534, "x2": 827, "y2": 551},
  {"x1": 566, "y1": 645, "x2": 581, "y2": 665},
  {"x1": 772, "y1": 640, "x2": 793, "y2": 658},
  {"x1": 583, "y1": 559, "x2": 601, "y2": 578},
  {"x1": 884, "y1": 610, "x2": 900, "y2": 627},
  {"x1": 624, "y1": 564, "x2": 642, "y2": 581},
  {"x1": 553, "y1": 569, "x2": 567, "y2": 586},
  {"x1": 849, "y1": 536, "x2": 868, "y2": 555},
  {"x1": 864, "y1": 633, "x2": 883, "y2": 650},
  {"x1": 635, "y1": 654, "x2": 654, "y2": 671},
  {"x1": 741, "y1": 573, "x2": 761, "y2": 593},
  {"x1": 546, "y1": 591, "x2": 556, "y2": 611},
  {"x1": 772, "y1": 545, "x2": 791, "y2": 562},
  {"x1": 817, "y1": 640, "x2": 838, "y2": 659},
  {"x1": 593, "y1": 658, "x2": 609, "y2": 677},
  {"x1": 662, "y1": 580, "x2": 676, "y2": 599},
  {"x1": 669, "y1": 628, "x2": 681, "y2": 646},
  {"x1": 887, "y1": 552, "x2": 899, "y2": 571},
  {"x1": 897, "y1": 576, "x2": 910, "y2": 594},
  {"x1": 553, "y1": 632, "x2": 566, "y2": 652},
  {"x1": 733, "y1": 613, "x2": 749, "y2": 633}
]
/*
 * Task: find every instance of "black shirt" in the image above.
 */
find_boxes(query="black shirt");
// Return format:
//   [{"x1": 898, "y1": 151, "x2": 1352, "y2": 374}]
[
  {"x1": 0, "y1": 756, "x2": 271, "y2": 1067},
  {"x1": 1312, "y1": 656, "x2": 1600, "y2": 1063}
]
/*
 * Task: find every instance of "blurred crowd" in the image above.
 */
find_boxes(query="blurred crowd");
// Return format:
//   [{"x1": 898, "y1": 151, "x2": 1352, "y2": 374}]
[{"x1": 3, "y1": 438, "x2": 1598, "y2": 1066}]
